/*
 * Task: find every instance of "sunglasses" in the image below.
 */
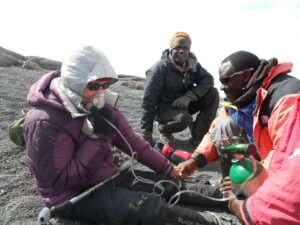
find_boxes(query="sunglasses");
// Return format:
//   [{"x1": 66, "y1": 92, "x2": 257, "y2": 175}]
[
  {"x1": 219, "y1": 68, "x2": 254, "y2": 86},
  {"x1": 87, "y1": 82, "x2": 111, "y2": 91}
]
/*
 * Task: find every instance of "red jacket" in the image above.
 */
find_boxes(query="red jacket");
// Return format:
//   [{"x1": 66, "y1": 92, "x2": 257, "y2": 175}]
[
  {"x1": 253, "y1": 63, "x2": 299, "y2": 166},
  {"x1": 241, "y1": 93, "x2": 300, "y2": 225}
]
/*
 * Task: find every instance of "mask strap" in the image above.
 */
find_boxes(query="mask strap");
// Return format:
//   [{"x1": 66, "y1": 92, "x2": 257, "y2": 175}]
[{"x1": 63, "y1": 81, "x2": 89, "y2": 101}]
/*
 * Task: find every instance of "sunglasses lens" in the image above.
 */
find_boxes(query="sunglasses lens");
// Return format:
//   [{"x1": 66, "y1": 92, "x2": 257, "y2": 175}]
[
  {"x1": 102, "y1": 82, "x2": 111, "y2": 89},
  {"x1": 220, "y1": 78, "x2": 229, "y2": 86},
  {"x1": 219, "y1": 68, "x2": 253, "y2": 86},
  {"x1": 87, "y1": 82, "x2": 111, "y2": 91},
  {"x1": 88, "y1": 83, "x2": 101, "y2": 91}
]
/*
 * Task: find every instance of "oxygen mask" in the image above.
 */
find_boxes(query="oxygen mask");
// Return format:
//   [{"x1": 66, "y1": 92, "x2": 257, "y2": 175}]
[
  {"x1": 85, "y1": 93, "x2": 106, "y2": 111},
  {"x1": 92, "y1": 93, "x2": 105, "y2": 109}
]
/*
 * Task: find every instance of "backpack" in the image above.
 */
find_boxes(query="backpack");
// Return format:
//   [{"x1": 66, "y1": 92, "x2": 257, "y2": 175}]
[{"x1": 8, "y1": 116, "x2": 26, "y2": 147}]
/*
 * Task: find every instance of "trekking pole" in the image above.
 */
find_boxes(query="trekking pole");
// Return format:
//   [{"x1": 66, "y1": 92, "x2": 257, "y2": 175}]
[{"x1": 38, "y1": 168, "x2": 126, "y2": 224}]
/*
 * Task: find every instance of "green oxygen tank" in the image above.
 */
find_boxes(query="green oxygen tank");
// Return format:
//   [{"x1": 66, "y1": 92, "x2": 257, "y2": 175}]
[
  {"x1": 229, "y1": 158, "x2": 253, "y2": 184},
  {"x1": 229, "y1": 157, "x2": 269, "y2": 197}
]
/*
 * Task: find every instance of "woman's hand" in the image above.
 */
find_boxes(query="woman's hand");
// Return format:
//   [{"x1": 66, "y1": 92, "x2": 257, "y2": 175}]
[
  {"x1": 176, "y1": 159, "x2": 198, "y2": 176},
  {"x1": 170, "y1": 166, "x2": 195, "y2": 180}
]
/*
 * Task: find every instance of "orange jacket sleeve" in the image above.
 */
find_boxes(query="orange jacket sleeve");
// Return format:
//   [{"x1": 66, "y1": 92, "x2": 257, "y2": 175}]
[{"x1": 194, "y1": 107, "x2": 228, "y2": 163}]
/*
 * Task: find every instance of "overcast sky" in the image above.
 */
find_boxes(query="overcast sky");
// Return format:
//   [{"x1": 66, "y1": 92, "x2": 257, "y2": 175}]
[{"x1": 1, "y1": 0, "x2": 300, "y2": 94}]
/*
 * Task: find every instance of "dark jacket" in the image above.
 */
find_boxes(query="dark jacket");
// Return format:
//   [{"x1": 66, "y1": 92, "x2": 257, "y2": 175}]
[
  {"x1": 23, "y1": 71, "x2": 172, "y2": 207},
  {"x1": 141, "y1": 49, "x2": 214, "y2": 131}
]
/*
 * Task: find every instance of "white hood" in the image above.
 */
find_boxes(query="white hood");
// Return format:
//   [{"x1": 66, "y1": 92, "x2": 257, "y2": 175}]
[{"x1": 54, "y1": 45, "x2": 119, "y2": 118}]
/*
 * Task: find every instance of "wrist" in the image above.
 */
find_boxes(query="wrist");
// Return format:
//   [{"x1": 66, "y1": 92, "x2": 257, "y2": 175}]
[
  {"x1": 228, "y1": 198, "x2": 236, "y2": 212},
  {"x1": 228, "y1": 198, "x2": 243, "y2": 220},
  {"x1": 190, "y1": 152, "x2": 207, "y2": 168},
  {"x1": 164, "y1": 164, "x2": 174, "y2": 176}
]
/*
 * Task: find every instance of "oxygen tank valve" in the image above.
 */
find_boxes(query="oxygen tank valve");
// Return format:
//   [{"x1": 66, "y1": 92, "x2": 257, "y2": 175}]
[{"x1": 221, "y1": 143, "x2": 257, "y2": 156}]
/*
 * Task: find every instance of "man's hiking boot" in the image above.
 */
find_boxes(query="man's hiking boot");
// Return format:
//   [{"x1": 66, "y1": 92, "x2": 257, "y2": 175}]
[{"x1": 159, "y1": 133, "x2": 175, "y2": 145}]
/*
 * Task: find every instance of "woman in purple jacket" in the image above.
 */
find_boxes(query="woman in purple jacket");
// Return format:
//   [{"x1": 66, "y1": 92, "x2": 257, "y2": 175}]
[{"x1": 23, "y1": 45, "x2": 230, "y2": 225}]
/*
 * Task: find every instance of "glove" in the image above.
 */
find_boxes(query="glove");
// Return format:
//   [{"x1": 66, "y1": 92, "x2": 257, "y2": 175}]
[
  {"x1": 172, "y1": 91, "x2": 197, "y2": 110},
  {"x1": 91, "y1": 106, "x2": 114, "y2": 136},
  {"x1": 141, "y1": 130, "x2": 155, "y2": 146}
]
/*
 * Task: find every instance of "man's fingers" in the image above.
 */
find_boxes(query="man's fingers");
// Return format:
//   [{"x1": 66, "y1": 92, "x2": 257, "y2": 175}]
[
  {"x1": 222, "y1": 176, "x2": 231, "y2": 182},
  {"x1": 220, "y1": 184, "x2": 232, "y2": 191}
]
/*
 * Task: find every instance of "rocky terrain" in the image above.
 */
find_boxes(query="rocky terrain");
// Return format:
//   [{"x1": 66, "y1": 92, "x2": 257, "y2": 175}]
[{"x1": 0, "y1": 47, "x2": 241, "y2": 225}]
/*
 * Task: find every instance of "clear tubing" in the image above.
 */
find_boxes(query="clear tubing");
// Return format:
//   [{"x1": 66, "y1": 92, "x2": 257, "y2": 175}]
[
  {"x1": 103, "y1": 117, "x2": 181, "y2": 194},
  {"x1": 102, "y1": 116, "x2": 228, "y2": 205},
  {"x1": 168, "y1": 190, "x2": 235, "y2": 207},
  {"x1": 152, "y1": 179, "x2": 182, "y2": 196}
]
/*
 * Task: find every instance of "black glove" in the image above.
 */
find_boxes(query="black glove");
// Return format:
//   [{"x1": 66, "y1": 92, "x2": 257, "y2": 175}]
[
  {"x1": 172, "y1": 91, "x2": 198, "y2": 110},
  {"x1": 91, "y1": 106, "x2": 114, "y2": 136}
]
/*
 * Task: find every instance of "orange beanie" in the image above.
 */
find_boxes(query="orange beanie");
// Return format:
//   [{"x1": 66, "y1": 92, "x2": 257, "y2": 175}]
[{"x1": 170, "y1": 32, "x2": 192, "y2": 50}]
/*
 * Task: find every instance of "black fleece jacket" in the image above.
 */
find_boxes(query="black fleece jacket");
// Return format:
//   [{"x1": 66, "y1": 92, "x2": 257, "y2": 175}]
[{"x1": 141, "y1": 49, "x2": 214, "y2": 131}]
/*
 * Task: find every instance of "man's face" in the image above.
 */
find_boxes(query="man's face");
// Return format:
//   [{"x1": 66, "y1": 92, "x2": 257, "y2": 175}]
[
  {"x1": 171, "y1": 46, "x2": 189, "y2": 66},
  {"x1": 219, "y1": 61, "x2": 248, "y2": 102}
]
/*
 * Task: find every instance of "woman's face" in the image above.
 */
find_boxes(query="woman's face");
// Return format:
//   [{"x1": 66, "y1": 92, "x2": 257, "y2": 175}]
[{"x1": 81, "y1": 79, "x2": 111, "y2": 105}]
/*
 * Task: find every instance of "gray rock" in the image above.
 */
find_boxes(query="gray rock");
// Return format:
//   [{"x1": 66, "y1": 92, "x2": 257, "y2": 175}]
[
  {"x1": 27, "y1": 56, "x2": 62, "y2": 70},
  {"x1": 0, "y1": 46, "x2": 27, "y2": 61},
  {"x1": 119, "y1": 76, "x2": 145, "y2": 90},
  {"x1": 0, "y1": 47, "x2": 62, "y2": 70},
  {"x1": 22, "y1": 60, "x2": 42, "y2": 70},
  {"x1": 0, "y1": 47, "x2": 24, "y2": 67}
]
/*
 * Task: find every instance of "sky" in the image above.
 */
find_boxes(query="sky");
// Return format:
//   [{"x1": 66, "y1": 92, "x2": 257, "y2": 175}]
[{"x1": 1, "y1": 0, "x2": 300, "y2": 95}]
